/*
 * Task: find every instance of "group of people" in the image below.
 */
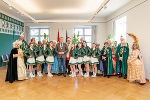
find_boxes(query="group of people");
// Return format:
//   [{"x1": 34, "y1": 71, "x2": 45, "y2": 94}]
[{"x1": 5, "y1": 33, "x2": 146, "y2": 85}]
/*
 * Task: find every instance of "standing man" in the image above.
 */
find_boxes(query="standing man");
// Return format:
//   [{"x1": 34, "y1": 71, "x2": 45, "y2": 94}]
[
  {"x1": 55, "y1": 37, "x2": 68, "y2": 77},
  {"x1": 116, "y1": 38, "x2": 129, "y2": 79},
  {"x1": 66, "y1": 37, "x2": 71, "y2": 74},
  {"x1": 19, "y1": 33, "x2": 29, "y2": 67},
  {"x1": 19, "y1": 33, "x2": 29, "y2": 52}
]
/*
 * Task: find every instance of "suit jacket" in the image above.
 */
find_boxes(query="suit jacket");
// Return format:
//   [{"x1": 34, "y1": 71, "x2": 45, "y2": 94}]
[{"x1": 55, "y1": 42, "x2": 68, "y2": 58}]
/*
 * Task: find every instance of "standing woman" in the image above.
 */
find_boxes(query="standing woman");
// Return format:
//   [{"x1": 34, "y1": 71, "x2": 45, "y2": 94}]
[
  {"x1": 35, "y1": 41, "x2": 45, "y2": 77},
  {"x1": 127, "y1": 33, "x2": 146, "y2": 85},
  {"x1": 24, "y1": 42, "x2": 36, "y2": 78},
  {"x1": 45, "y1": 41, "x2": 55, "y2": 77},
  {"x1": 69, "y1": 43, "x2": 77, "y2": 77},
  {"x1": 51, "y1": 40, "x2": 59, "y2": 74},
  {"x1": 96, "y1": 44, "x2": 101, "y2": 74},
  {"x1": 31, "y1": 38, "x2": 37, "y2": 49},
  {"x1": 101, "y1": 42, "x2": 114, "y2": 78},
  {"x1": 101, "y1": 42, "x2": 109, "y2": 77},
  {"x1": 127, "y1": 42, "x2": 146, "y2": 85},
  {"x1": 41, "y1": 39, "x2": 47, "y2": 73},
  {"x1": 90, "y1": 43, "x2": 100, "y2": 77},
  {"x1": 30, "y1": 38, "x2": 37, "y2": 75},
  {"x1": 66, "y1": 37, "x2": 72, "y2": 74},
  {"x1": 100, "y1": 44, "x2": 105, "y2": 73},
  {"x1": 82, "y1": 41, "x2": 91, "y2": 77},
  {"x1": 112, "y1": 41, "x2": 118, "y2": 74},
  {"x1": 6, "y1": 40, "x2": 26, "y2": 83},
  {"x1": 17, "y1": 44, "x2": 28, "y2": 80},
  {"x1": 76, "y1": 42, "x2": 84, "y2": 76}
]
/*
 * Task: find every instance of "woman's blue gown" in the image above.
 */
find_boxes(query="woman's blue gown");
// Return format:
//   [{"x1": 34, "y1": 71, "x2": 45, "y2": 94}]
[{"x1": 51, "y1": 54, "x2": 59, "y2": 74}]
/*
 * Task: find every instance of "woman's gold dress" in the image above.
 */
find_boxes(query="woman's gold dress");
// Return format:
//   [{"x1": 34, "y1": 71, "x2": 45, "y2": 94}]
[
  {"x1": 127, "y1": 49, "x2": 146, "y2": 83},
  {"x1": 17, "y1": 49, "x2": 27, "y2": 80}
]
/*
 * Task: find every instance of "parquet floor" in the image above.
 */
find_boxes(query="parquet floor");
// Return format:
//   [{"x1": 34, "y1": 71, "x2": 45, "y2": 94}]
[{"x1": 0, "y1": 67, "x2": 150, "y2": 100}]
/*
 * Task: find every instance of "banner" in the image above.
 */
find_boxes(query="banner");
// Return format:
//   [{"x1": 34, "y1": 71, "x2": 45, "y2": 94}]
[{"x1": 0, "y1": 13, "x2": 24, "y2": 35}]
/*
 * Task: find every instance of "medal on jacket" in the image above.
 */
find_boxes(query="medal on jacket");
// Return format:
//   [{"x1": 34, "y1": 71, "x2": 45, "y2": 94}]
[{"x1": 60, "y1": 43, "x2": 63, "y2": 49}]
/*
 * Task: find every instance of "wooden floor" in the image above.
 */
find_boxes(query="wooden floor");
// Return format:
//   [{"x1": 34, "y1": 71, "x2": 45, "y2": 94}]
[{"x1": 0, "y1": 67, "x2": 150, "y2": 100}]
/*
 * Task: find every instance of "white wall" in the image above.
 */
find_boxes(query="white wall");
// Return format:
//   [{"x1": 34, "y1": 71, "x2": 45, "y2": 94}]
[
  {"x1": 106, "y1": 0, "x2": 150, "y2": 79},
  {"x1": 24, "y1": 21, "x2": 106, "y2": 48}
]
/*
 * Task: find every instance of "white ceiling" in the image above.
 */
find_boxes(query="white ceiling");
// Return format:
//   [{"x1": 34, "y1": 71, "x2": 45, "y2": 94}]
[
  {"x1": 0, "y1": 0, "x2": 131, "y2": 22},
  {"x1": 97, "y1": 0, "x2": 132, "y2": 17}
]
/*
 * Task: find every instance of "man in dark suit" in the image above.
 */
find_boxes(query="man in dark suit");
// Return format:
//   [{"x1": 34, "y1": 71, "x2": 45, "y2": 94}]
[{"x1": 55, "y1": 37, "x2": 68, "y2": 77}]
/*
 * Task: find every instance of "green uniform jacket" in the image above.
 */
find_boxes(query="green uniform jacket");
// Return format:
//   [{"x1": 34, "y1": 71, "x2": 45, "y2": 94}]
[
  {"x1": 20, "y1": 39, "x2": 29, "y2": 52},
  {"x1": 76, "y1": 47, "x2": 84, "y2": 57},
  {"x1": 70, "y1": 48, "x2": 78, "y2": 59},
  {"x1": 91, "y1": 48, "x2": 101, "y2": 58},
  {"x1": 24, "y1": 48, "x2": 35, "y2": 59},
  {"x1": 83, "y1": 46, "x2": 91, "y2": 57},
  {"x1": 116, "y1": 43, "x2": 129, "y2": 75},
  {"x1": 45, "y1": 47, "x2": 55, "y2": 57},
  {"x1": 35, "y1": 46, "x2": 45, "y2": 58}
]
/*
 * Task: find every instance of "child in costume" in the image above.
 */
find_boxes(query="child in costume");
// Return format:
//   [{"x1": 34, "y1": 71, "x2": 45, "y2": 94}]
[
  {"x1": 82, "y1": 41, "x2": 91, "y2": 77},
  {"x1": 24, "y1": 42, "x2": 36, "y2": 78},
  {"x1": 90, "y1": 42, "x2": 100, "y2": 77},
  {"x1": 69, "y1": 43, "x2": 77, "y2": 77},
  {"x1": 45, "y1": 41, "x2": 55, "y2": 77},
  {"x1": 35, "y1": 41, "x2": 45, "y2": 77},
  {"x1": 76, "y1": 42, "x2": 84, "y2": 76}
]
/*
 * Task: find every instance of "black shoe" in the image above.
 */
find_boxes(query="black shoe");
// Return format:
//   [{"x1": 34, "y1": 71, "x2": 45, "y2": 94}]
[
  {"x1": 124, "y1": 76, "x2": 127, "y2": 79},
  {"x1": 58, "y1": 73, "x2": 61, "y2": 76},
  {"x1": 118, "y1": 74, "x2": 122, "y2": 78},
  {"x1": 107, "y1": 76, "x2": 110, "y2": 78},
  {"x1": 35, "y1": 70, "x2": 37, "y2": 75},
  {"x1": 64, "y1": 74, "x2": 66, "y2": 77}
]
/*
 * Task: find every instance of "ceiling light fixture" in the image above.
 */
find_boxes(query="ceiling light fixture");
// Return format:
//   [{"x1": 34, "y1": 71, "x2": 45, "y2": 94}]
[{"x1": 89, "y1": 0, "x2": 110, "y2": 22}]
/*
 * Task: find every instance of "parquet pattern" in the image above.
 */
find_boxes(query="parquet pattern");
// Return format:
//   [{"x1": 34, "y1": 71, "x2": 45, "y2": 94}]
[{"x1": 0, "y1": 67, "x2": 150, "y2": 100}]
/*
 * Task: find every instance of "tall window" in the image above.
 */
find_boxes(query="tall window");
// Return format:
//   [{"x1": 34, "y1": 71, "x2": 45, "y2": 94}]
[
  {"x1": 74, "y1": 26, "x2": 92, "y2": 47},
  {"x1": 30, "y1": 27, "x2": 50, "y2": 43},
  {"x1": 115, "y1": 16, "x2": 127, "y2": 43}
]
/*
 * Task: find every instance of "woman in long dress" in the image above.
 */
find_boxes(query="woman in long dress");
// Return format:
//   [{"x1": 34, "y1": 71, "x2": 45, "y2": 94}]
[
  {"x1": 127, "y1": 42, "x2": 146, "y2": 85},
  {"x1": 6, "y1": 40, "x2": 27, "y2": 83},
  {"x1": 112, "y1": 41, "x2": 117, "y2": 74},
  {"x1": 51, "y1": 40, "x2": 59, "y2": 74},
  {"x1": 17, "y1": 48, "x2": 27, "y2": 80}
]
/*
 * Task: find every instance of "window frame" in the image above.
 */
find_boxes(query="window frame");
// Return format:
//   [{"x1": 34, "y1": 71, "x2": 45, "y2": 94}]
[
  {"x1": 30, "y1": 27, "x2": 50, "y2": 43},
  {"x1": 114, "y1": 16, "x2": 127, "y2": 43},
  {"x1": 73, "y1": 26, "x2": 92, "y2": 47}
]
